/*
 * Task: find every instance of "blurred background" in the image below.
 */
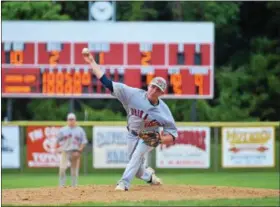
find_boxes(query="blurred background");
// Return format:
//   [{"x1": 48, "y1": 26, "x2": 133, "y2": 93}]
[
  {"x1": 1, "y1": 1, "x2": 280, "y2": 122},
  {"x1": 1, "y1": 1, "x2": 279, "y2": 181}
]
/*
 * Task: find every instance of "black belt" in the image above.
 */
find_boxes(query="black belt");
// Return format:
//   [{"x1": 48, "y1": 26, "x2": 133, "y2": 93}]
[
  {"x1": 127, "y1": 126, "x2": 138, "y2": 136},
  {"x1": 131, "y1": 130, "x2": 138, "y2": 136}
]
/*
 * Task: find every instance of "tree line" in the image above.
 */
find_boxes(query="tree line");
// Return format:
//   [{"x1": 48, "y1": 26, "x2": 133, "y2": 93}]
[{"x1": 2, "y1": 1, "x2": 279, "y2": 121}]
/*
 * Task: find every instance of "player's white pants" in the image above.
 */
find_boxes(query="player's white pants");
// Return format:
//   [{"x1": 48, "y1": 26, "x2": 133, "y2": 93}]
[
  {"x1": 59, "y1": 151, "x2": 80, "y2": 187},
  {"x1": 118, "y1": 132, "x2": 154, "y2": 189}
]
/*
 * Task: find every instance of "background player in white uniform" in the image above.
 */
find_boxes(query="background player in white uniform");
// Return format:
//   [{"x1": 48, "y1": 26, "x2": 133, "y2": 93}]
[
  {"x1": 56, "y1": 113, "x2": 88, "y2": 187},
  {"x1": 82, "y1": 48, "x2": 178, "y2": 191}
]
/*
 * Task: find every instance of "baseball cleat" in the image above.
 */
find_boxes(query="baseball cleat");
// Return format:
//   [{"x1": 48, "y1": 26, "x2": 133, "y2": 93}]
[
  {"x1": 150, "y1": 173, "x2": 163, "y2": 185},
  {"x1": 146, "y1": 167, "x2": 155, "y2": 174},
  {"x1": 146, "y1": 167, "x2": 162, "y2": 185},
  {"x1": 115, "y1": 182, "x2": 128, "y2": 191}
]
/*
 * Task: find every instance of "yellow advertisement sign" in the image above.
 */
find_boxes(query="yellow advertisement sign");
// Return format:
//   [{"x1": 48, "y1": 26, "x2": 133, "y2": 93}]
[{"x1": 222, "y1": 127, "x2": 275, "y2": 168}]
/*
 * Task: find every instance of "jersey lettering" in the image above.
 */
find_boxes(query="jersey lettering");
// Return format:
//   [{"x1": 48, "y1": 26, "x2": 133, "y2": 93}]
[
  {"x1": 130, "y1": 108, "x2": 162, "y2": 128},
  {"x1": 130, "y1": 108, "x2": 144, "y2": 118},
  {"x1": 144, "y1": 119, "x2": 162, "y2": 128}
]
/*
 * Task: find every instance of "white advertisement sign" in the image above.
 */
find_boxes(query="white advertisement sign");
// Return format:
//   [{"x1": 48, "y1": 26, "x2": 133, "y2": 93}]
[
  {"x1": 2, "y1": 126, "x2": 20, "y2": 168},
  {"x1": 222, "y1": 127, "x2": 275, "y2": 168},
  {"x1": 93, "y1": 126, "x2": 128, "y2": 168},
  {"x1": 156, "y1": 127, "x2": 211, "y2": 168}
]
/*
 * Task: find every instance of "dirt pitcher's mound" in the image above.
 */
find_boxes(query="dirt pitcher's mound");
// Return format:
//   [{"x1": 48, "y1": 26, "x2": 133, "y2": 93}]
[{"x1": 2, "y1": 185, "x2": 280, "y2": 205}]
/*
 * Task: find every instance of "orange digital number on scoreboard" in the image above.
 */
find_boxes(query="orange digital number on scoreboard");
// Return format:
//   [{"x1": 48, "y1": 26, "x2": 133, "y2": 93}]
[
  {"x1": 194, "y1": 74, "x2": 203, "y2": 95},
  {"x1": 99, "y1": 52, "x2": 105, "y2": 65},
  {"x1": 10, "y1": 51, "x2": 24, "y2": 65},
  {"x1": 170, "y1": 74, "x2": 182, "y2": 94},
  {"x1": 49, "y1": 51, "x2": 59, "y2": 66},
  {"x1": 141, "y1": 52, "x2": 151, "y2": 66},
  {"x1": 42, "y1": 71, "x2": 91, "y2": 94},
  {"x1": 146, "y1": 73, "x2": 154, "y2": 85}
]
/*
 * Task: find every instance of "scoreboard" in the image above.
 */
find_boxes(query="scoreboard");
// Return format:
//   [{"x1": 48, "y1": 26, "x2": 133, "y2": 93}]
[{"x1": 2, "y1": 21, "x2": 214, "y2": 99}]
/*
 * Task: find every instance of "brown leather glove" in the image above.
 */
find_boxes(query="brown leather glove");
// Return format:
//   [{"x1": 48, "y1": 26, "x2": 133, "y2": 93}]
[{"x1": 138, "y1": 130, "x2": 161, "y2": 147}]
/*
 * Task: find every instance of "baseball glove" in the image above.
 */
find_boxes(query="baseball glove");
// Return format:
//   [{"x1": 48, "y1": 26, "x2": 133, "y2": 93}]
[{"x1": 138, "y1": 130, "x2": 161, "y2": 147}]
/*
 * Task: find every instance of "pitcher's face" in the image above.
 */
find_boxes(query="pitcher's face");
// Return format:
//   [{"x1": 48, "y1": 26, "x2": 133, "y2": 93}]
[{"x1": 147, "y1": 84, "x2": 164, "y2": 100}]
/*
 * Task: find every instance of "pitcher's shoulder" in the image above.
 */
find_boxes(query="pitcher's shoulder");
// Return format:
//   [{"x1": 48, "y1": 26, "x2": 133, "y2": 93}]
[
  {"x1": 159, "y1": 99, "x2": 169, "y2": 109},
  {"x1": 159, "y1": 99, "x2": 173, "y2": 115},
  {"x1": 134, "y1": 88, "x2": 147, "y2": 98}
]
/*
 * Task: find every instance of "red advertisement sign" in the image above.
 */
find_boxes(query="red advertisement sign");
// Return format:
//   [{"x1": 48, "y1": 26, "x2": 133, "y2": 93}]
[
  {"x1": 27, "y1": 126, "x2": 62, "y2": 168},
  {"x1": 156, "y1": 127, "x2": 211, "y2": 168}
]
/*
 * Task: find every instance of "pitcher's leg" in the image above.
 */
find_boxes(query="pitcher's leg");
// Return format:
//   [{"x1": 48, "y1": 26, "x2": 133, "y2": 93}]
[
  {"x1": 135, "y1": 152, "x2": 153, "y2": 182},
  {"x1": 135, "y1": 152, "x2": 162, "y2": 185},
  {"x1": 118, "y1": 139, "x2": 153, "y2": 189}
]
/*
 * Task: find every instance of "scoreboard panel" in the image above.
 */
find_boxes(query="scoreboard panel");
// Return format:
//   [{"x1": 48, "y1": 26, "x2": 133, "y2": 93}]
[
  {"x1": 168, "y1": 43, "x2": 210, "y2": 66},
  {"x1": 1, "y1": 42, "x2": 212, "y2": 99},
  {"x1": 2, "y1": 21, "x2": 214, "y2": 99},
  {"x1": 1, "y1": 66, "x2": 211, "y2": 98},
  {"x1": 38, "y1": 42, "x2": 71, "y2": 65},
  {"x1": 2, "y1": 68, "x2": 40, "y2": 93},
  {"x1": 74, "y1": 43, "x2": 124, "y2": 65},
  {"x1": 127, "y1": 43, "x2": 165, "y2": 65},
  {"x1": 1, "y1": 42, "x2": 35, "y2": 65}
]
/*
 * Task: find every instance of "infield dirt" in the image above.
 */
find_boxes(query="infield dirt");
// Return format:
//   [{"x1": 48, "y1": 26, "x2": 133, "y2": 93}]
[{"x1": 2, "y1": 184, "x2": 280, "y2": 205}]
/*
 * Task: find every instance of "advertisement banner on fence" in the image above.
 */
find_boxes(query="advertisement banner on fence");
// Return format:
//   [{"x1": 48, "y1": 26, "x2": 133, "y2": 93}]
[
  {"x1": 156, "y1": 127, "x2": 211, "y2": 168},
  {"x1": 93, "y1": 126, "x2": 128, "y2": 168},
  {"x1": 222, "y1": 127, "x2": 275, "y2": 168},
  {"x1": 27, "y1": 126, "x2": 63, "y2": 168},
  {"x1": 2, "y1": 126, "x2": 20, "y2": 169}
]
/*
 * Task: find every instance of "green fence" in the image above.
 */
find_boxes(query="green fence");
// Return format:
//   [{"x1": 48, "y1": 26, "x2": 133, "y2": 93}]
[{"x1": 2, "y1": 121, "x2": 279, "y2": 174}]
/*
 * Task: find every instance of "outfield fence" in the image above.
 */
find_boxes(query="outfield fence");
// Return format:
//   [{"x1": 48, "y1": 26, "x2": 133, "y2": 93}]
[{"x1": 2, "y1": 121, "x2": 279, "y2": 174}]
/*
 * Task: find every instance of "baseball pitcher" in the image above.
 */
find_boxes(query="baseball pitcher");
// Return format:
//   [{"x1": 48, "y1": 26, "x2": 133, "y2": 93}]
[
  {"x1": 56, "y1": 113, "x2": 88, "y2": 187},
  {"x1": 82, "y1": 48, "x2": 178, "y2": 191}
]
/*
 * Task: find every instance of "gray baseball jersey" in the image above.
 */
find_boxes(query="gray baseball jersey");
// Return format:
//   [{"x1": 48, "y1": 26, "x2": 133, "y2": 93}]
[
  {"x1": 112, "y1": 82, "x2": 178, "y2": 138},
  {"x1": 56, "y1": 126, "x2": 88, "y2": 151}
]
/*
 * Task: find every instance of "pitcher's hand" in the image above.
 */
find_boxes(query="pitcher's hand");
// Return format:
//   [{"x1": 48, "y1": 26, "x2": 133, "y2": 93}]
[{"x1": 82, "y1": 48, "x2": 94, "y2": 64}]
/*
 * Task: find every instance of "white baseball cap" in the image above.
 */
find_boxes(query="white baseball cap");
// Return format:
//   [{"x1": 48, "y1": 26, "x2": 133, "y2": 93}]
[
  {"x1": 150, "y1": 77, "x2": 167, "y2": 92},
  {"x1": 67, "y1": 113, "x2": 76, "y2": 120}
]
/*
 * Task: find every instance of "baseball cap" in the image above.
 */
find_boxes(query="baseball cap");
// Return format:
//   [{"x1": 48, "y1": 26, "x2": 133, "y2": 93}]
[
  {"x1": 150, "y1": 77, "x2": 167, "y2": 92},
  {"x1": 67, "y1": 113, "x2": 76, "y2": 120}
]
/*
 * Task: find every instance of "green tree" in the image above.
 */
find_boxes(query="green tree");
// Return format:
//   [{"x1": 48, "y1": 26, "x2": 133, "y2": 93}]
[
  {"x1": 247, "y1": 38, "x2": 280, "y2": 120},
  {"x1": 198, "y1": 66, "x2": 259, "y2": 121},
  {"x1": 2, "y1": 2, "x2": 70, "y2": 20},
  {"x1": 59, "y1": 1, "x2": 88, "y2": 20},
  {"x1": 197, "y1": 37, "x2": 280, "y2": 121},
  {"x1": 117, "y1": 1, "x2": 158, "y2": 21},
  {"x1": 27, "y1": 99, "x2": 70, "y2": 121},
  {"x1": 79, "y1": 102, "x2": 126, "y2": 121}
]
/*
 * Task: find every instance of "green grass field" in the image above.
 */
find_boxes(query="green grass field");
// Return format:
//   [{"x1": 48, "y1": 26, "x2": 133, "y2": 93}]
[
  {"x1": 2, "y1": 172, "x2": 279, "y2": 206},
  {"x1": 2, "y1": 140, "x2": 279, "y2": 206}
]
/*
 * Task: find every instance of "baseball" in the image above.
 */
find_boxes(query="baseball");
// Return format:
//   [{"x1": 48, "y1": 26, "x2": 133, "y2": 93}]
[{"x1": 82, "y1": 48, "x2": 90, "y2": 55}]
